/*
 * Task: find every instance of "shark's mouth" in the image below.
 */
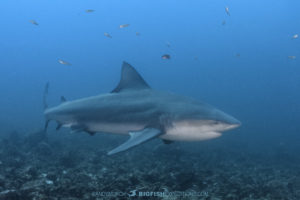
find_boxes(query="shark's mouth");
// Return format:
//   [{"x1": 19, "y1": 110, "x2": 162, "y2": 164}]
[
  {"x1": 160, "y1": 131, "x2": 222, "y2": 141},
  {"x1": 225, "y1": 123, "x2": 241, "y2": 130}
]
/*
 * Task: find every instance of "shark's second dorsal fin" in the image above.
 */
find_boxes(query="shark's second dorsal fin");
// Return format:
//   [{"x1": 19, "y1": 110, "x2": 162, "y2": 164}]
[
  {"x1": 111, "y1": 62, "x2": 150, "y2": 93},
  {"x1": 61, "y1": 96, "x2": 67, "y2": 103}
]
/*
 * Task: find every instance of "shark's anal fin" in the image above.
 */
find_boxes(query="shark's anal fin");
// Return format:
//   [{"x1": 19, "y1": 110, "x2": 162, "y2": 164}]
[
  {"x1": 86, "y1": 131, "x2": 96, "y2": 136},
  {"x1": 70, "y1": 124, "x2": 95, "y2": 136},
  {"x1": 107, "y1": 128, "x2": 161, "y2": 155}
]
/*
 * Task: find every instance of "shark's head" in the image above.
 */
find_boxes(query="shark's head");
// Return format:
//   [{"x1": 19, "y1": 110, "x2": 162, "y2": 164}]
[
  {"x1": 163, "y1": 101, "x2": 241, "y2": 141},
  {"x1": 194, "y1": 106, "x2": 241, "y2": 132}
]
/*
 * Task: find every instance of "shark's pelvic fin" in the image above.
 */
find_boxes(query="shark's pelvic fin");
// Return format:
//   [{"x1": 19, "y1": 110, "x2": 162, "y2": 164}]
[
  {"x1": 86, "y1": 131, "x2": 96, "y2": 136},
  {"x1": 70, "y1": 124, "x2": 86, "y2": 133},
  {"x1": 111, "y1": 61, "x2": 151, "y2": 93},
  {"x1": 107, "y1": 128, "x2": 161, "y2": 155}
]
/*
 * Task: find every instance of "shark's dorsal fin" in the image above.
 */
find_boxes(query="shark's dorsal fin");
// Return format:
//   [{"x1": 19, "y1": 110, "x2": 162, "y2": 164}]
[{"x1": 111, "y1": 62, "x2": 150, "y2": 93}]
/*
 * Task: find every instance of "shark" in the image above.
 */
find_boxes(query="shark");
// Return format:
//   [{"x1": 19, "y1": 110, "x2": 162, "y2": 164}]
[{"x1": 44, "y1": 62, "x2": 241, "y2": 155}]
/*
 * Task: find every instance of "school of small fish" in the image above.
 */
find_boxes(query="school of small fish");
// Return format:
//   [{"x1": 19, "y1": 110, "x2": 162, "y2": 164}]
[
  {"x1": 29, "y1": 20, "x2": 38, "y2": 26},
  {"x1": 119, "y1": 24, "x2": 130, "y2": 28},
  {"x1": 58, "y1": 59, "x2": 72, "y2": 66},
  {"x1": 104, "y1": 32, "x2": 112, "y2": 38},
  {"x1": 85, "y1": 9, "x2": 95, "y2": 13},
  {"x1": 225, "y1": 6, "x2": 230, "y2": 16},
  {"x1": 292, "y1": 34, "x2": 298, "y2": 39},
  {"x1": 288, "y1": 56, "x2": 296, "y2": 60},
  {"x1": 27, "y1": 5, "x2": 298, "y2": 64},
  {"x1": 162, "y1": 54, "x2": 171, "y2": 60}
]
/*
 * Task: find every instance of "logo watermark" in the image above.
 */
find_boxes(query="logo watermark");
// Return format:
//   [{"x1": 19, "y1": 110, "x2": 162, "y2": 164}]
[{"x1": 92, "y1": 189, "x2": 209, "y2": 198}]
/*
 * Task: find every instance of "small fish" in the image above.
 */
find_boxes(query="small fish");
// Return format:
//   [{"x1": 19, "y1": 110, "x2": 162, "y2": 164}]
[
  {"x1": 119, "y1": 24, "x2": 130, "y2": 28},
  {"x1": 288, "y1": 56, "x2": 296, "y2": 60},
  {"x1": 29, "y1": 20, "x2": 39, "y2": 26},
  {"x1": 136, "y1": 32, "x2": 140, "y2": 36},
  {"x1": 85, "y1": 9, "x2": 95, "y2": 13},
  {"x1": 162, "y1": 54, "x2": 171, "y2": 60},
  {"x1": 58, "y1": 59, "x2": 72, "y2": 66},
  {"x1": 292, "y1": 34, "x2": 298, "y2": 39},
  {"x1": 236, "y1": 53, "x2": 240, "y2": 58},
  {"x1": 104, "y1": 32, "x2": 112, "y2": 38},
  {"x1": 222, "y1": 20, "x2": 226, "y2": 25},
  {"x1": 225, "y1": 6, "x2": 230, "y2": 16}
]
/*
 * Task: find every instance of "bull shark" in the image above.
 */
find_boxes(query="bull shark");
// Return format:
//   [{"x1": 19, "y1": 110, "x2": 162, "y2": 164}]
[{"x1": 44, "y1": 62, "x2": 241, "y2": 155}]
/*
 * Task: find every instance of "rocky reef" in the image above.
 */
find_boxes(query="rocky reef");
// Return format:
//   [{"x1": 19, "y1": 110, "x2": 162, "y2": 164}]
[{"x1": 0, "y1": 129, "x2": 299, "y2": 200}]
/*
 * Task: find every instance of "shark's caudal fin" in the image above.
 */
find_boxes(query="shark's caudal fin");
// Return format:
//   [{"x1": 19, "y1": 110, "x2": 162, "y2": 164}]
[
  {"x1": 43, "y1": 82, "x2": 50, "y2": 132},
  {"x1": 107, "y1": 128, "x2": 161, "y2": 155},
  {"x1": 111, "y1": 62, "x2": 151, "y2": 93},
  {"x1": 43, "y1": 82, "x2": 49, "y2": 110},
  {"x1": 43, "y1": 83, "x2": 68, "y2": 132}
]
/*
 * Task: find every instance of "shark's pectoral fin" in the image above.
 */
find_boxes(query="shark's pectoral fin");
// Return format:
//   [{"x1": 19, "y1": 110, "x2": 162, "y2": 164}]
[{"x1": 107, "y1": 128, "x2": 161, "y2": 155}]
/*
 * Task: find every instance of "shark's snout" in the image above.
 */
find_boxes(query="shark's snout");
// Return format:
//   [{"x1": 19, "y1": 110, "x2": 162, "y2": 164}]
[
  {"x1": 213, "y1": 109, "x2": 241, "y2": 130},
  {"x1": 224, "y1": 114, "x2": 241, "y2": 126}
]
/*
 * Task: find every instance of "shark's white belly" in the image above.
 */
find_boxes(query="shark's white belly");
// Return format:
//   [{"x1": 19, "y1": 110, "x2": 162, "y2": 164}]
[
  {"x1": 161, "y1": 122, "x2": 222, "y2": 141},
  {"x1": 86, "y1": 122, "x2": 145, "y2": 134},
  {"x1": 84, "y1": 121, "x2": 222, "y2": 141}
]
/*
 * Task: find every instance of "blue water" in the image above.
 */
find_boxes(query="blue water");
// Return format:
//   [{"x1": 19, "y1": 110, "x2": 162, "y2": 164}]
[
  {"x1": 1, "y1": 0, "x2": 299, "y2": 140},
  {"x1": 0, "y1": 0, "x2": 300, "y2": 198}
]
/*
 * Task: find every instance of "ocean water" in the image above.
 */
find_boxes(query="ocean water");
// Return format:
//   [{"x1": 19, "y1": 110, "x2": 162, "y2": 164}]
[{"x1": 0, "y1": 0, "x2": 300, "y2": 199}]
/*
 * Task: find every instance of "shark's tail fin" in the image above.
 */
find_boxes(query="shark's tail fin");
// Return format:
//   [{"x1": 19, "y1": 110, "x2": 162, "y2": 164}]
[
  {"x1": 43, "y1": 82, "x2": 49, "y2": 110},
  {"x1": 43, "y1": 82, "x2": 50, "y2": 132}
]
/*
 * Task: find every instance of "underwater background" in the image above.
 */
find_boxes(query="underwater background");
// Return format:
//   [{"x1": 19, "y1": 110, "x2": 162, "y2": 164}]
[{"x1": 0, "y1": 0, "x2": 300, "y2": 199}]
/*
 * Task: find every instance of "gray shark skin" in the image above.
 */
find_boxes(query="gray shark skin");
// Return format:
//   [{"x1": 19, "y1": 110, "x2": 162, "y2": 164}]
[{"x1": 44, "y1": 62, "x2": 241, "y2": 155}]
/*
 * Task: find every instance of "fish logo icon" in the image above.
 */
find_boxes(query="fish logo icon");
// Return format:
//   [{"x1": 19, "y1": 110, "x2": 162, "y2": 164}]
[{"x1": 128, "y1": 190, "x2": 137, "y2": 197}]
